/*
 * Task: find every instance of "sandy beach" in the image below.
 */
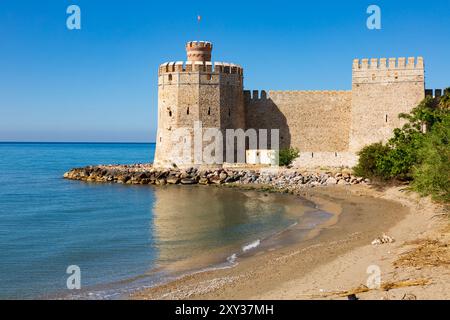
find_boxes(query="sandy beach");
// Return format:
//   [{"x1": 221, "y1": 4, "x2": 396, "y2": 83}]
[{"x1": 132, "y1": 184, "x2": 449, "y2": 300}]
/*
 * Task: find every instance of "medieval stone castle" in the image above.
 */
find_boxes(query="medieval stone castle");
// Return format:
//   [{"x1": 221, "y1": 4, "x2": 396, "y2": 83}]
[{"x1": 154, "y1": 41, "x2": 438, "y2": 168}]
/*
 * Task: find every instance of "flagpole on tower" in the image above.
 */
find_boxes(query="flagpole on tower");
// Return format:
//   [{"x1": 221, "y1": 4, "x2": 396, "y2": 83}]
[{"x1": 197, "y1": 14, "x2": 201, "y2": 40}]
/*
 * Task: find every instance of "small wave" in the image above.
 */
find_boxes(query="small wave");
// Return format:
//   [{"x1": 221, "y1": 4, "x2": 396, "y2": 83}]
[
  {"x1": 242, "y1": 239, "x2": 261, "y2": 252},
  {"x1": 226, "y1": 253, "x2": 237, "y2": 264}
]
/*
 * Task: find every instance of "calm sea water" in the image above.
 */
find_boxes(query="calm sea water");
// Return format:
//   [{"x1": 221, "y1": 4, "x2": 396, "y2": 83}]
[{"x1": 0, "y1": 143, "x2": 328, "y2": 299}]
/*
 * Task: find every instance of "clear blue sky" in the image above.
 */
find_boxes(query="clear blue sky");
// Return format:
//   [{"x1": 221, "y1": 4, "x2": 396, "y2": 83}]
[{"x1": 0, "y1": 0, "x2": 449, "y2": 142}]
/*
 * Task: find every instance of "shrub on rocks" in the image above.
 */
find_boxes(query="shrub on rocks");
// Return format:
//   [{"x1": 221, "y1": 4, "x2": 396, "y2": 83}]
[{"x1": 279, "y1": 147, "x2": 300, "y2": 166}]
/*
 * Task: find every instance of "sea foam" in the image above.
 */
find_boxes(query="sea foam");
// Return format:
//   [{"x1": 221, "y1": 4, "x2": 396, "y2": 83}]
[
  {"x1": 226, "y1": 253, "x2": 237, "y2": 264},
  {"x1": 242, "y1": 239, "x2": 261, "y2": 252}
]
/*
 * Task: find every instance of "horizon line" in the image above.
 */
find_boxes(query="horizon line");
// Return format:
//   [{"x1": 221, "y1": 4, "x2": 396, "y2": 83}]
[{"x1": 0, "y1": 141, "x2": 156, "y2": 144}]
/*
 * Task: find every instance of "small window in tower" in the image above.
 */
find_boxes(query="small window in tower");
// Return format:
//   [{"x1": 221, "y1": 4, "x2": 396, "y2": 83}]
[
  {"x1": 394, "y1": 73, "x2": 398, "y2": 80},
  {"x1": 311, "y1": 152, "x2": 314, "y2": 158},
  {"x1": 169, "y1": 110, "x2": 172, "y2": 117},
  {"x1": 385, "y1": 114, "x2": 388, "y2": 123},
  {"x1": 335, "y1": 152, "x2": 338, "y2": 157},
  {"x1": 207, "y1": 74, "x2": 212, "y2": 80},
  {"x1": 160, "y1": 137, "x2": 162, "y2": 142},
  {"x1": 168, "y1": 74, "x2": 172, "y2": 81},
  {"x1": 187, "y1": 107, "x2": 190, "y2": 115},
  {"x1": 228, "y1": 108, "x2": 231, "y2": 117},
  {"x1": 207, "y1": 107, "x2": 211, "y2": 116}
]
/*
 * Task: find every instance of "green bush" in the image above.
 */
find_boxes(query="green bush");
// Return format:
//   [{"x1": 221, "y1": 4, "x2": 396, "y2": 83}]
[
  {"x1": 412, "y1": 114, "x2": 450, "y2": 201},
  {"x1": 354, "y1": 87, "x2": 450, "y2": 201},
  {"x1": 353, "y1": 142, "x2": 392, "y2": 179},
  {"x1": 278, "y1": 147, "x2": 299, "y2": 166},
  {"x1": 383, "y1": 128, "x2": 425, "y2": 179}
]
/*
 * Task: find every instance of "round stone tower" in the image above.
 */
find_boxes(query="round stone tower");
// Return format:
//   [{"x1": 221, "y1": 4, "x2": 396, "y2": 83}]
[
  {"x1": 186, "y1": 41, "x2": 212, "y2": 62},
  {"x1": 153, "y1": 41, "x2": 245, "y2": 168}
]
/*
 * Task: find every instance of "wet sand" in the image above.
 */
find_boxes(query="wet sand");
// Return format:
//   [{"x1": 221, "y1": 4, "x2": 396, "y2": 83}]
[{"x1": 132, "y1": 184, "x2": 449, "y2": 300}]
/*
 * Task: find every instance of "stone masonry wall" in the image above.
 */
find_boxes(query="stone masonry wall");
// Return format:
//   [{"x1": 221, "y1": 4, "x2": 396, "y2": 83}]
[
  {"x1": 155, "y1": 51, "x2": 427, "y2": 169},
  {"x1": 349, "y1": 57, "x2": 425, "y2": 152},
  {"x1": 154, "y1": 61, "x2": 244, "y2": 167},
  {"x1": 244, "y1": 90, "x2": 352, "y2": 152}
]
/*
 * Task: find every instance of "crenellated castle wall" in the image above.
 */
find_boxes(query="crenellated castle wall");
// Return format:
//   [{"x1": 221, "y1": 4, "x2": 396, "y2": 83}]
[
  {"x1": 425, "y1": 88, "x2": 445, "y2": 98},
  {"x1": 244, "y1": 90, "x2": 352, "y2": 152},
  {"x1": 349, "y1": 57, "x2": 425, "y2": 152},
  {"x1": 154, "y1": 43, "x2": 430, "y2": 169},
  {"x1": 242, "y1": 56, "x2": 426, "y2": 168},
  {"x1": 154, "y1": 60, "x2": 245, "y2": 167},
  {"x1": 159, "y1": 61, "x2": 243, "y2": 75}
]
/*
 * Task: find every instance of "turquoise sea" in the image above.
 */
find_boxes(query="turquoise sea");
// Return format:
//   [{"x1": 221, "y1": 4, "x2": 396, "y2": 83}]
[{"x1": 0, "y1": 143, "x2": 330, "y2": 299}]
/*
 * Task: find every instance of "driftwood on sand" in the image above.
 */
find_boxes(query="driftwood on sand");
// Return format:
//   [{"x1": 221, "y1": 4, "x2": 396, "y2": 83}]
[{"x1": 312, "y1": 278, "x2": 430, "y2": 298}]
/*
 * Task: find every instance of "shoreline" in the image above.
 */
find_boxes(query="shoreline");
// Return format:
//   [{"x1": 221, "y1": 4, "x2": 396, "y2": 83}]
[
  {"x1": 132, "y1": 185, "x2": 449, "y2": 300},
  {"x1": 63, "y1": 164, "x2": 449, "y2": 300},
  {"x1": 130, "y1": 184, "x2": 405, "y2": 299}
]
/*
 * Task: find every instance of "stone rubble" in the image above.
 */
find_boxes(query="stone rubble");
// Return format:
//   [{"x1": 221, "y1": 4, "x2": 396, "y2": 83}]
[{"x1": 371, "y1": 234, "x2": 396, "y2": 245}]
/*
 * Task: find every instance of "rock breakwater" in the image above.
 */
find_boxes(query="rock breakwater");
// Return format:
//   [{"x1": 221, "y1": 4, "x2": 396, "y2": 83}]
[{"x1": 64, "y1": 164, "x2": 369, "y2": 189}]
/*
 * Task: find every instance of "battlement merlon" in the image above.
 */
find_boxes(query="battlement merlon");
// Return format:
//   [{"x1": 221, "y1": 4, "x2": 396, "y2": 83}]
[
  {"x1": 352, "y1": 57, "x2": 425, "y2": 84},
  {"x1": 425, "y1": 89, "x2": 445, "y2": 98},
  {"x1": 244, "y1": 90, "x2": 352, "y2": 101},
  {"x1": 186, "y1": 41, "x2": 213, "y2": 49},
  {"x1": 158, "y1": 61, "x2": 243, "y2": 75},
  {"x1": 352, "y1": 57, "x2": 424, "y2": 70}
]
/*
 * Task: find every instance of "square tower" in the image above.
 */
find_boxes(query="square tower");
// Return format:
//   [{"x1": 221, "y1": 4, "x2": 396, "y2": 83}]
[{"x1": 349, "y1": 57, "x2": 425, "y2": 152}]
